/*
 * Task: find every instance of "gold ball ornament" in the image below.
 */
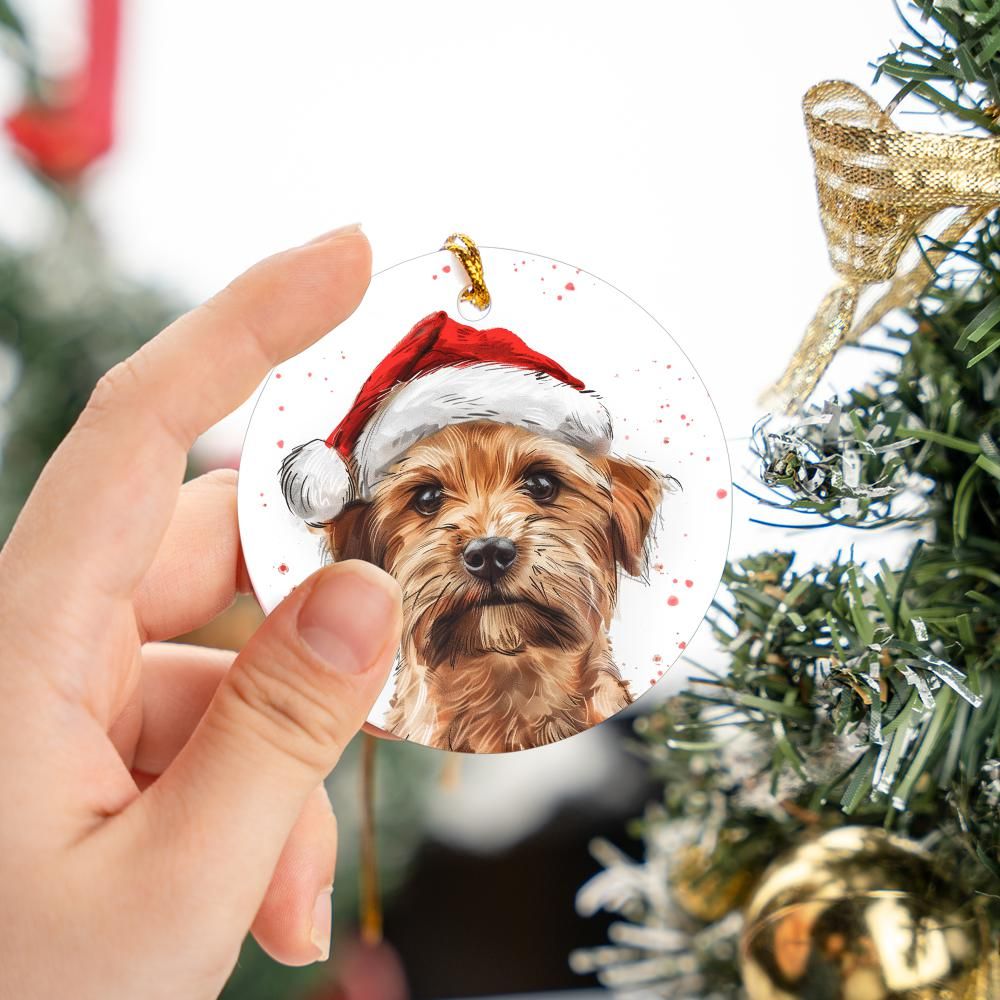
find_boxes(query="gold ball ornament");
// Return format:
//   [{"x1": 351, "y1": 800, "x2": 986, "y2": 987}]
[{"x1": 740, "y1": 826, "x2": 995, "y2": 1000}]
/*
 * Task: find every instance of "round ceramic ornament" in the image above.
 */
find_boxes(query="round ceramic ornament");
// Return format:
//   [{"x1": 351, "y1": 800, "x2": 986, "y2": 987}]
[{"x1": 238, "y1": 237, "x2": 732, "y2": 753}]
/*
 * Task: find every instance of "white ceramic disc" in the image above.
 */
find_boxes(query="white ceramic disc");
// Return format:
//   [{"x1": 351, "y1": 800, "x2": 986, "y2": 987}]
[{"x1": 238, "y1": 246, "x2": 732, "y2": 752}]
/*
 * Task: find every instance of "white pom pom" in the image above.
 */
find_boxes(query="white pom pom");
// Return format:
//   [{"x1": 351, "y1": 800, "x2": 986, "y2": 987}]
[{"x1": 279, "y1": 440, "x2": 352, "y2": 522}]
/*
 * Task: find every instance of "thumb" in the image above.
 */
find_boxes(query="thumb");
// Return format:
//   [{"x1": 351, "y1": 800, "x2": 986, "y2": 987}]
[{"x1": 139, "y1": 560, "x2": 400, "y2": 919}]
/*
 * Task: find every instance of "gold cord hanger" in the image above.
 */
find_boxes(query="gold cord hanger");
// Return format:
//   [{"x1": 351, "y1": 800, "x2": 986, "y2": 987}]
[
  {"x1": 359, "y1": 733, "x2": 382, "y2": 945},
  {"x1": 443, "y1": 232, "x2": 492, "y2": 311}
]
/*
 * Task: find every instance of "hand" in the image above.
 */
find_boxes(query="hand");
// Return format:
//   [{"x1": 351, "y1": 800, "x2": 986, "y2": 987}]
[{"x1": 0, "y1": 225, "x2": 402, "y2": 1000}]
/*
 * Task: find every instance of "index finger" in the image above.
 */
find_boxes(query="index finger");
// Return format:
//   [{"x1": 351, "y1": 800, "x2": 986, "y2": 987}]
[{"x1": 1, "y1": 226, "x2": 370, "y2": 606}]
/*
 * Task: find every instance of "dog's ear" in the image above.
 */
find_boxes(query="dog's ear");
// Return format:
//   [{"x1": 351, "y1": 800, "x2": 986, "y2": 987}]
[
  {"x1": 607, "y1": 457, "x2": 663, "y2": 577},
  {"x1": 325, "y1": 501, "x2": 378, "y2": 565}
]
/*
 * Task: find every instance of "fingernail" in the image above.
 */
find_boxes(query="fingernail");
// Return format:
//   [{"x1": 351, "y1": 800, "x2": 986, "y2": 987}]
[
  {"x1": 299, "y1": 564, "x2": 399, "y2": 673},
  {"x1": 305, "y1": 222, "x2": 363, "y2": 246},
  {"x1": 310, "y1": 885, "x2": 333, "y2": 962}
]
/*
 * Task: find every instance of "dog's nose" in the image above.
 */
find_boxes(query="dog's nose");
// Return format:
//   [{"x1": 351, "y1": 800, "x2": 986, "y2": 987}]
[{"x1": 463, "y1": 536, "x2": 517, "y2": 582}]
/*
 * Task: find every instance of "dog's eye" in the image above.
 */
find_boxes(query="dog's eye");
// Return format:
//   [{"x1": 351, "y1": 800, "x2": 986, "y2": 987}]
[
  {"x1": 412, "y1": 484, "x2": 444, "y2": 515},
  {"x1": 523, "y1": 472, "x2": 559, "y2": 503}
]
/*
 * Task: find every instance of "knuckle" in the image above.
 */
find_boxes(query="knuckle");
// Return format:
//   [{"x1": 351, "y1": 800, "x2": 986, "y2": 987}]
[
  {"x1": 84, "y1": 352, "x2": 191, "y2": 451},
  {"x1": 85, "y1": 356, "x2": 144, "y2": 421},
  {"x1": 223, "y1": 655, "x2": 349, "y2": 772},
  {"x1": 200, "y1": 467, "x2": 239, "y2": 491}
]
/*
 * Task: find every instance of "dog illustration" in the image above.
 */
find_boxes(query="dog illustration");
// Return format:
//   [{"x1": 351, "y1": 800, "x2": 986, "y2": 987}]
[{"x1": 280, "y1": 311, "x2": 670, "y2": 752}]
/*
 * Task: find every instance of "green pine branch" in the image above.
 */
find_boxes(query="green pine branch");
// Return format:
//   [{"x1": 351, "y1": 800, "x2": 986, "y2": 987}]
[
  {"x1": 876, "y1": 0, "x2": 1000, "y2": 131},
  {"x1": 579, "y1": 5, "x2": 1000, "y2": 993}
]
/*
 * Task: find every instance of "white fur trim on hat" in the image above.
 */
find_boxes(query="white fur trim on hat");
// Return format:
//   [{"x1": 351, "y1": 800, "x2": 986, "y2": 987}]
[
  {"x1": 279, "y1": 439, "x2": 352, "y2": 522},
  {"x1": 355, "y1": 363, "x2": 613, "y2": 499}
]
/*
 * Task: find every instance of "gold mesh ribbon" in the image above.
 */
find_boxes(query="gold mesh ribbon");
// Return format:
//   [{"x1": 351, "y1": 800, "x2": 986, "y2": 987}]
[{"x1": 766, "y1": 80, "x2": 1000, "y2": 412}]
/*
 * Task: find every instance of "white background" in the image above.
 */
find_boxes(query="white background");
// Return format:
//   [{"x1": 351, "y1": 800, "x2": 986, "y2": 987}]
[
  {"x1": 0, "y1": 0, "x2": 909, "y2": 576},
  {"x1": 0, "y1": 1, "x2": 924, "y2": 841}
]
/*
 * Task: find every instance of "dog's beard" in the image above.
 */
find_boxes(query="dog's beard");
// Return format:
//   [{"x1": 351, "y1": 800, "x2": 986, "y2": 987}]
[{"x1": 423, "y1": 588, "x2": 584, "y2": 666}]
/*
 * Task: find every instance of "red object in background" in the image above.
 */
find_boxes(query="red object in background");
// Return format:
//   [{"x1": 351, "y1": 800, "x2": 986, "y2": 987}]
[
  {"x1": 5, "y1": 0, "x2": 120, "y2": 181},
  {"x1": 314, "y1": 939, "x2": 410, "y2": 1000}
]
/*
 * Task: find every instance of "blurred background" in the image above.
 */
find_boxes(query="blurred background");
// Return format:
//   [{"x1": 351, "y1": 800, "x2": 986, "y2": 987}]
[{"x1": 0, "y1": 2, "x2": 917, "y2": 997}]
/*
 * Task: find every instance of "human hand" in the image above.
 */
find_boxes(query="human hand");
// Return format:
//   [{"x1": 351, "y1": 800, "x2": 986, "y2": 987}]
[{"x1": 0, "y1": 225, "x2": 402, "y2": 999}]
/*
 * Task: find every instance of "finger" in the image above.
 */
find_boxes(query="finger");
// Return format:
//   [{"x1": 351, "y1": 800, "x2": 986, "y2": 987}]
[
  {"x1": 0, "y1": 226, "x2": 370, "y2": 628},
  {"x1": 133, "y1": 560, "x2": 400, "y2": 934},
  {"x1": 113, "y1": 643, "x2": 341, "y2": 965},
  {"x1": 133, "y1": 470, "x2": 247, "y2": 643},
  {"x1": 109, "y1": 643, "x2": 235, "y2": 773},
  {"x1": 251, "y1": 785, "x2": 339, "y2": 966}
]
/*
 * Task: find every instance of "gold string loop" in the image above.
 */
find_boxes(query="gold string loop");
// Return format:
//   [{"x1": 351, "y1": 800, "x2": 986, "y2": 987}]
[
  {"x1": 765, "y1": 80, "x2": 1000, "y2": 412},
  {"x1": 359, "y1": 733, "x2": 382, "y2": 946},
  {"x1": 443, "y1": 232, "x2": 491, "y2": 311}
]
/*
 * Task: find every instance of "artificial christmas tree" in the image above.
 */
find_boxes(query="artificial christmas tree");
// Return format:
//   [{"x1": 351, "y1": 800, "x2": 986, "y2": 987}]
[{"x1": 575, "y1": 3, "x2": 1000, "y2": 997}]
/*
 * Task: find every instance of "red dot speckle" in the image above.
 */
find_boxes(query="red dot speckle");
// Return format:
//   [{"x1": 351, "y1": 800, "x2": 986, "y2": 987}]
[
  {"x1": 278, "y1": 563, "x2": 289, "y2": 575},
  {"x1": 564, "y1": 282, "x2": 575, "y2": 291},
  {"x1": 432, "y1": 274, "x2": 438, "y2": 280},
  {"x1": 680, "y1": 414, "x2": 686, "y2": 420},
  {"x1": 667, "y1": 595, "x2": 680, "y2": 607},
  {"x1": 685, "y1": 579, "x2": 693, "y2": 588},
  {"x1": 307, "y1": 372, "x2": 312, "y2": 378},
  {"x1": 662, "y1": 436, "x2": 670, "y2": 444},
  {"x1": 278, "y1": 405, "x2": 285, "y2": 411},
  {"x1": 277, "y1": 439, "x2": 284, "y2": 448},
  {"x1": 717, "y1": 488, "x2": 729, "y2": 499},
  {"x1": 442, "y1": 264, "x2": 451, "y2": 273},
  {"x1": 652, "y1": 654, "x2": 662, "y2": 663},
  {"x1": 275, "y1": 372, "x2": 282, "y2": 379},
  {"x1": 679, "y1": 641, "x2": 687, "y2": 649},
  {"x1": 557, "y1": 294, "x2": 563, "y2": 301},
  {"x1": 551, "y1": 263, "x2": 557, "y2": 269}
]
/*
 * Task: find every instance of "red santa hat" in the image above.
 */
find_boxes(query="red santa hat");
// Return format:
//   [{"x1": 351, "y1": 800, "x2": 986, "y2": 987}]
[{"x1": 280, "y1": 311, "x2": 613, "y2": 522}]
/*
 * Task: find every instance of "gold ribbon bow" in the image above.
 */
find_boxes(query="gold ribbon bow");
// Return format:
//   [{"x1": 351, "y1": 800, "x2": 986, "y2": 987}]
[{"x1": 766, "y1": 80, "x2": 1000, "y2": 412}]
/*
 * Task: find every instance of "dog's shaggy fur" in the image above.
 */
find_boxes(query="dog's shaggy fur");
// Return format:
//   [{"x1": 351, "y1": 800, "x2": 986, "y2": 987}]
[{"x1": 326, "y1": 421, "x2": 664, "y2": 753}]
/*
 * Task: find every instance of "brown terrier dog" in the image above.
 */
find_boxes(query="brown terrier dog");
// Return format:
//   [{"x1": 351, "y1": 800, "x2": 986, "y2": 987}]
[{"x1": 324, "y1": 420, "x2": 664, "y2": 753}]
